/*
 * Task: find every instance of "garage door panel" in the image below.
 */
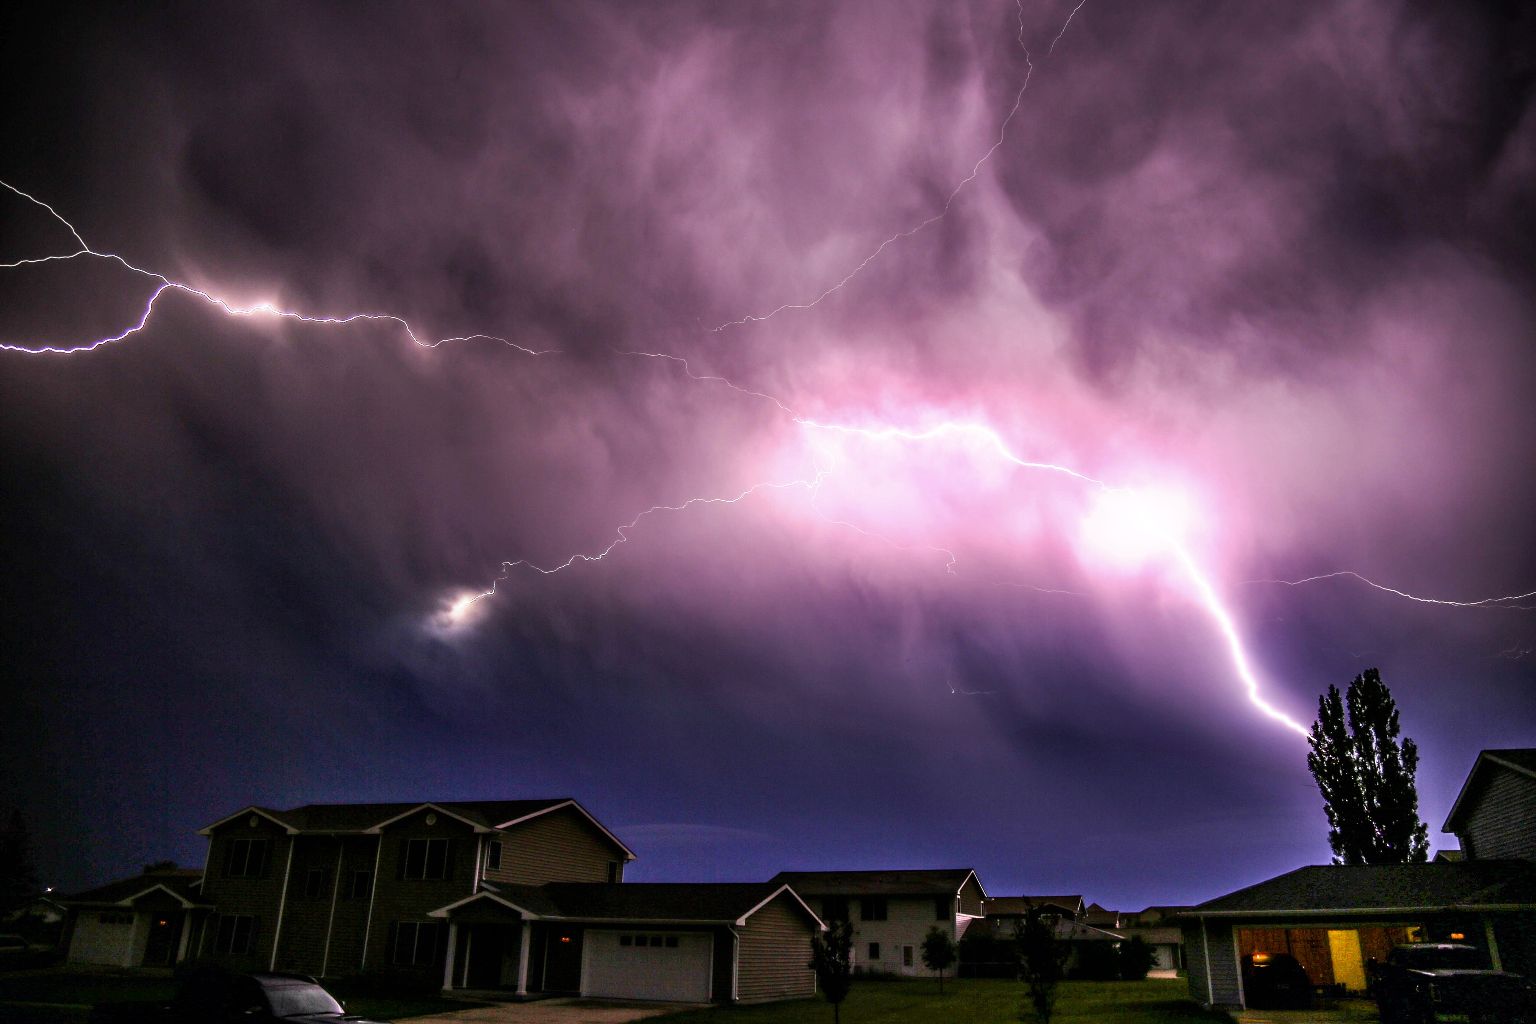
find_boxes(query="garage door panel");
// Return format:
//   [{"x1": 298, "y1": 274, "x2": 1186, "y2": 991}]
[{"x1": 584, "y1": 930, "x2": 712, "y2": 1002}]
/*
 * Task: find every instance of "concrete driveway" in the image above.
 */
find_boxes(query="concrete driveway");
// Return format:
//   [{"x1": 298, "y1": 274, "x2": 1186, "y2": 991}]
[{"x1": 402, "y1": 997, "x2": 695, "y2": 1024}]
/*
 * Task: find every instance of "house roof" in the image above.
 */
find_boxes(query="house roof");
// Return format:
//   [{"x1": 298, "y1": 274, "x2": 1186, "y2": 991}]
[
  {"x1": 1185, "y1": 861, "x2": 1536, "y2": 918},
  {"x1": 1442, "y1": 749, "x2": 1536, "y2": 833},
  {"x1": 432, "y1": 882, "x2": 823, "y2": 928},
  {"x1": 63, "y1": 869, "x2": 209, "y2": 908},
  {"x1": 196, "y1": 798, "x2": 635, "y2": 859},
  {"x1": 986, "y1": 896, "x2": 1084, "y2": 917},
  {"x1": 770, "y1": 869, "x2": 982, "y2": 898},
  {"x1": 962, "y1": 917, "x2": 1120, "y2": 943}
]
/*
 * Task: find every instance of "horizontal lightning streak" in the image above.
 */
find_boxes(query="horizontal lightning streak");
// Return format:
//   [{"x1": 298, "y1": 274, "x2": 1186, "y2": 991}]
[
  {"x1": 712, "y1": 0, "x2": 1082, "y2": 332},
  {"x1": 1248, "y1": 571, "x2": 1536, "y2": 611}
]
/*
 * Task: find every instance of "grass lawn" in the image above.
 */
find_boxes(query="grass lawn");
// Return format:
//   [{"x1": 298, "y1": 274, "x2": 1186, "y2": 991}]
[{"x1": 652, "y1": 978, "x2": 1234, "y2": 1024}]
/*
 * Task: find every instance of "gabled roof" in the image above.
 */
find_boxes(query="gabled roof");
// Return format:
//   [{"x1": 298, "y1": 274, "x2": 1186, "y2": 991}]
[
  {"x1": 63, "y1": 869, "x2": 210, "y2": 908},
  {"x1": 1442, "y1": 749, "x2": 1536, "y2": 833},
  {"x1": 986, "y1": 895, "x2": 1084, "y2": 917},
  {"x1": 1185, "y1": 861, "x2": 1536, "y2": 918},
  {"x1": 431, "y1": 882, "x2": 822, "y2": 928},
  {"x1": 770, "y1": 869, "x2": 983, "y2": 898},
  {"x1": 196, "y1": 798, "x2": 633, "y2": 858}
]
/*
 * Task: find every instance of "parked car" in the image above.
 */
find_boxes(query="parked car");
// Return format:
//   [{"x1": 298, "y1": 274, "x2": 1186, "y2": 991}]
[
  {"x1": 1242, "y1": 951, "x2": 1313, "y2": 1009},
  {"x1": 1373, "y1": 943, "x2": 1534, "y2": 1024},
  {"x1": 89, "y1": 966, "x2": 391, "y2": 1023}
]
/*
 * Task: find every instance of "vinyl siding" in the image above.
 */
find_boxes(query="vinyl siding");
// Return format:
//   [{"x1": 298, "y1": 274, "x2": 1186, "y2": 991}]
[
  {"x1": 363, "y1": 810, "x2": 478, "y2": 978},
  {"x1": 1459, "y1": 763, "x2": 1536, "y2": 861},
  {"x1": 272, "y1": 836, "x2": 342, "y2": 975},
  {"x1": 320, "y1": 836, "x2": 381, "y2": 976},
  {"x1": 201, "y1": 817, "x2": 292, "y2": 971},
  {"x1": 958, "y1": 877, "x2": 985, "y2": 917},
  {"x1": 737, "y1": 895, "x2": 817, "y2": 1003},
  {"x1": 1182, "y1": 919, "x2": 1242, "y2": 1009},
  {"x1": 483, "y1": 805, "x2": 626, "y2": 886}
]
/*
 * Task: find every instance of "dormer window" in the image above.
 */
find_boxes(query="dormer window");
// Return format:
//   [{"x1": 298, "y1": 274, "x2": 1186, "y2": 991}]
[
  {"x1": 224, "y1": 838, "x2": 271, "y2": 879},
  {"x1": 486, "y1": 841, "x2": 503, "y2": 872},
  {"x1": 401, "y1": 838, "x2": 448, "y2": 880}
]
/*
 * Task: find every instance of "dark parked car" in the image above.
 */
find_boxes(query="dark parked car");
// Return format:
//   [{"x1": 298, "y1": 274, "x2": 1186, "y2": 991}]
[
  {"x1": 89, "y1": 967, "x2": 391, "y2": 1023},
  {"x1": 1242, "y1": 951, "x2": 1313, "y2": 1009},
  {"x1": 1373, "y1": 943, "x2": 1534, "y2": 1024}
]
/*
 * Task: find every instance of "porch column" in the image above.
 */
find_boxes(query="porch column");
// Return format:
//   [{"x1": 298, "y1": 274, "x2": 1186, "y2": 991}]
[
  {"x1": 442, "y1": 923, "x2": 458, "y2": 991},
  {"x1": 516, "y1": 921, "x2": 532, "y2": 996}
]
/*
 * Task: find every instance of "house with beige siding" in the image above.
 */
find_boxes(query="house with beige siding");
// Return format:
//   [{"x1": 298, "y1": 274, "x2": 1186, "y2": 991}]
[
  {"x1": 771, "y1": 869, "x2": 986, "y2": 976},
  {"x1": 61, "y1": 867, "x2": 212, "y2": 968},
  {"x1": 1180, "y1": 747, "x2": 1536, "y2": 1012},
  {"x1": 431, "y1": 882, "x2": 822, "y2": 1002},
  {"x1": 195, "y1": 799, "x2": 635, "y2": 988}
]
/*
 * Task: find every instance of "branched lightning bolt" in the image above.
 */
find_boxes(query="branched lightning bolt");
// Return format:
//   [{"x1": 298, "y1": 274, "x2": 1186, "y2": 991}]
[
  {"x1": 0, "y1": 181, "x2": 556, "y2": 357},
  {"x1": 711, "y1": 0, "x2": 1086, "y2": 332},
  {"x1": 1248, "y1": 571, "x2": 1536, "y2": 612}
]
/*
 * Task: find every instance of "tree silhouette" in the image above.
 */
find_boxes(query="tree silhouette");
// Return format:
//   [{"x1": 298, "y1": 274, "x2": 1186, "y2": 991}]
[
  {"x1": 1307, "y1": 668, "x2": 1429, "y2": 865},
  {"x1": 922, "y1": 924, "x2": 957, "y2": 993},
  {"x1": 809, "y1": 919, "x2": 854, "y2": 1024}
]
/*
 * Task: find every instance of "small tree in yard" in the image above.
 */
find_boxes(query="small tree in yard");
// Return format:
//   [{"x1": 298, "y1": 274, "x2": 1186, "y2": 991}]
[
  {"x1": 809, "y1": 919, "x2": 853, "y2": 1024},
  {"x1": 1015, "y1": 904, "x2": 1070, "y2": 1024},
  {"x1": 1307, "y1": 668, "x2": 1429, "y2": 865},
  {"x1": 1118, "y1": 936, "x2": 1155, "y2": 980},
  {"x1": 922, "y1": 925, "x2": 958, "y2": 993}
]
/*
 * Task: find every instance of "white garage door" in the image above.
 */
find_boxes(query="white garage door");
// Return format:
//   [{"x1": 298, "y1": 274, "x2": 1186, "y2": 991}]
[
  {"x1": 583, "y1": 930, "x2": 712, "y2": 1002},
  {"x1": 69, "y1": 913, "x2": 135, "y2": 966}
]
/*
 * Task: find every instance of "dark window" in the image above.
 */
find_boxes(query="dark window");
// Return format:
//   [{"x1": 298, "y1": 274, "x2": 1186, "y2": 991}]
[
  {"x1": 391, "y1": 921, "x2": 444, "y2": 967},
  {"x1": 665, "y1": 936, "x2": 678, "y2": 948},
  {"x1": 868, "y1": 942, "x2": 880, "y2": 962},
  {"x1": 902, "y1": 945, "x2": 913, "y2": 967},
  {"x1": 607, "y1": 861, "x2": 621, "y2": 883},
  {"x1": 935, "y1": 896, "x2": 951, "y2": 920},
  {"x1": 859, "y1": 897, "x2": 887, "y2": 921},
  {"x1": 348, "y1": 870, "x2": 371, "y2": 900},
  {"x1": 822, "y1": 896, "x2": 850, "y2": 922},
  {"x1": 619, "y1": 935, "x2": 632, "y2": 947},
  {"x1": 401, "y1": 838, "x2": 448, "y2": 880},
  {"x1": 213, "y1": 914, "x2": 256, "y2": 954},
  {"x1": 223, "y1": 838, "x2": 270, "y2": 879},
  {"x1": 486, "y1": 841, "x2": 502, "y2": 871},
  {"x1": 98, "y1": 912, "x2": 133, "y2": 926},
  {"x1": 303, "y1": 868, "x2": 327, "y2": 899}
]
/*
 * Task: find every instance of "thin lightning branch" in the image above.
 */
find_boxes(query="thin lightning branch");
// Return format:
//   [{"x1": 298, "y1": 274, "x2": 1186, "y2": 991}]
[
  {"x1": 0, "y1": 180, "x2": 556, "y2": 357},
  {"x1": 1249, "y1": 571, "x2": 1536, "y2": 611},
  {"x1": 712, "y1": 0, "x2": 1084, "y2": 332}
]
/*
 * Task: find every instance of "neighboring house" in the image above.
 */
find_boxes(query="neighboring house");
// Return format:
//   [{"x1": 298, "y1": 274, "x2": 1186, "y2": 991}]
[
  {"x1": 959, "y1": 914, "x2": 1121, "y2": 975},
  {"x1": 430, "y1": 882, "x2": 821, "y2": 1002},
  {"x1": 60, "y1": 867, "x2": 212, "y2": 968},
  {"x1": 195, "y1": 799, "x2": 635, "y2": 987},
  {"x1": 771, "y1": 869, "x2": 986, "y2": 976},
  {"x1": 1180, "y1": 747, "x2": 1536, "y2": 1012},
  {"x1": 4, "y1": 894, "x2": 67, "y2": 948},
  {"x1": 984, "y1": 895, "x2": 1085, "y2": 921},
  {"x1": 1443, "y1": 749, "x2": 1536, "y2": 861},
  {"x1": 1082, "y1": 902, "x2": 1123, "y2": 929},
  {"x1": 1114, "y1": 906, "x2": 1189, "y2": 976}
]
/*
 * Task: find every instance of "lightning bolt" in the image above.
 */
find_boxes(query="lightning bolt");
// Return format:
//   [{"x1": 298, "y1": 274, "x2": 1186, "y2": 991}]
[
  {"x1": 1248, "y1": 571, "x2": 1536, "y2": 612},
  {"x1": 712, "y1": 0, "x2": 1088, "y2": 332}
]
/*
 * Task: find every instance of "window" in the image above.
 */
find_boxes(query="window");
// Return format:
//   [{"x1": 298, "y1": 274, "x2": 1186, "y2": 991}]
[
  {"x1": 607, "y1": 860, "x2": 622, "y2": 883},
  {"x1": 391, "y1": 921, "x2": 444, "y2": 967},
  {"x1": 665, "y1": 936, "x2": 678, "y2": 948},
  {"x1": 620, "y1": 935, "x2": 632, "y2": 947},
  {"x1": 303, "y1": 867, "x2": 327, "y2": 899},
  {"x1": 868, "y1": 942, "x2": 880, "y2": 962},
  {"x1": 223, "y1": 838, "x2": 270, "y2": 879},
  {"x1": 486, "y1": 841, "x2": 502, "y2": 872},
  {"x1": 348, "y1": 870, "x2": 372, "y2": 900},
  {"x1": 822, "y1": 896, "x2": 850, "y2": 922},
  {"x1": 935, "y1": 896, "x2": 951, "y2": 920},
  {"x1": 213, "y1": 914, "x2": 256, "y2": 955},
  {"x1": 902, "y1": 945, "x2": 914, "y2": 968},
  {"x1": 97, "y1": 912, "x2": 133, "y2": 925},
  {"x1": 401, "y1": 838, "x2": 448, "y2": 880},
  {"x1": 859, "y1": 897, "x2": 887, "y2": 921}
]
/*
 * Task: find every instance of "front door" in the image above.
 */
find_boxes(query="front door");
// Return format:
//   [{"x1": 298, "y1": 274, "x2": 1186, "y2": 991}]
[
  {"x1": 142, "y1": 912, "x2": 184, "y2": 965},
  {"x1": 543, "y1": 925, "x2": 583, "y2": 993}
]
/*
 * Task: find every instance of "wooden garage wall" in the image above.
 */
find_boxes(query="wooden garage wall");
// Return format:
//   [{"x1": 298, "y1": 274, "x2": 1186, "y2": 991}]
[{"x1": 737, "y1": 894, "x2": 817, "y2": 1003}]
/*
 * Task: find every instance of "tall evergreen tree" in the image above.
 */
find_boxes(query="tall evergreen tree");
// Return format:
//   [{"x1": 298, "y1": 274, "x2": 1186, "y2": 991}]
[
  {"x1": 0, "y1": 810, "x2": 39, "y2": 912},
  {"x1": 1307, "y1": 668, "x2": 1429, "y2": 865}
]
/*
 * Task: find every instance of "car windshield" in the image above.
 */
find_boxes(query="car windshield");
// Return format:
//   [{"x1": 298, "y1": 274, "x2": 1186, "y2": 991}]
[
  {"x1": 263, "y1": 982, "x2": 345, "y2": 1017},
  {"x1": 1396, "y1": 946, "x2": 1484, "y2": 970}
]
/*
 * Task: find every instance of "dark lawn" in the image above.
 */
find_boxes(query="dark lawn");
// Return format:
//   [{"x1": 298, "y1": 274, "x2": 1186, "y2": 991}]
[{"x1": 651, "y1": 978, "x2": 1234, "y2": 1023}]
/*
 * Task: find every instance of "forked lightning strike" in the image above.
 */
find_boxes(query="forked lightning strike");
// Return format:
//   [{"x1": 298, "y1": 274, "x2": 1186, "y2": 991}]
[
  {"x1": 1250, "y1": 571, "x2": 1536, "y2": 612},
  {"x1": 713, "y1": 0, "x2": 1087, "y2": 332}
]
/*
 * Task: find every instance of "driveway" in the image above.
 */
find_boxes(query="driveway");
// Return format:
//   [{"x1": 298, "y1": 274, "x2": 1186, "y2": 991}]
[{"x1": 402, "y1": 997, "x2": 694, "y2": 1024}]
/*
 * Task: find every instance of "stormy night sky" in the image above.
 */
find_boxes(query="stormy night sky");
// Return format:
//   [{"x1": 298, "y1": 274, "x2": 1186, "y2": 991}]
[{"x1": 2, "y1": 1, "x2": 1534, "y2": 910}]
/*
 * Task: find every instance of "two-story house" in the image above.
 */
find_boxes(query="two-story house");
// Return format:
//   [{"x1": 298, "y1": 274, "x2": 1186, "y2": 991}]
[
  {"x1": 771, "y1": 869, "x2": 986, "y2": 976},
  {"x1": 196, "y1": 798, "x2": 634, "y2": 987}
]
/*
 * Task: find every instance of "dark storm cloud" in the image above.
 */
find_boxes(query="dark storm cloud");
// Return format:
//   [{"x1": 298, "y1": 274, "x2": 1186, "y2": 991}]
[{"x1": 2, "y1": 0, "x2": 1533, "y2": 904}]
